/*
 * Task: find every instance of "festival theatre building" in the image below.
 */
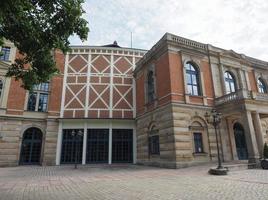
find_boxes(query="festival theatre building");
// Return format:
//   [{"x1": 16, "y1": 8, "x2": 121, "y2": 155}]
[{"x1": 1, "y1": 33, "x2": 268, "y2": 168}]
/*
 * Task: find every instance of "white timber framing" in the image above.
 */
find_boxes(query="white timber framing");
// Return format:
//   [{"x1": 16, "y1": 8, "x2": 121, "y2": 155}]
[{"x1": 61, "y1": 47, "x2": 145, "y2": 119}]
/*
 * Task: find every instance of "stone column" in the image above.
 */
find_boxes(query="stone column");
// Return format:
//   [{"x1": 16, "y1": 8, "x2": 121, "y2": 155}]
[
  {"x1": 237, "y1": 68, "x2": 244, "y2": 90},
  {"x1": 108, "y1": 122, "x2": 112, "y2": 164},
  {"x1": 252, "y1": 112, "x2": 264, "y2": 157},
  {"x1": 219, "y1": 64, "x2": 226, "y2": 95},
  {"x1": 82, "y1": 123, "x2": 87, "y2": 165},
  {"x1": 55, "y1": 122, "x2": 62, "y2": 165},
  {"x1": 133, "y1": 127, "x2": 137, "y2": 164},
  {"x1": 242, "y1": 111, "x2": 260, "y2": 163},
  {"x1": 200, "y1": 71, "x2": 208, "y2": 105}
]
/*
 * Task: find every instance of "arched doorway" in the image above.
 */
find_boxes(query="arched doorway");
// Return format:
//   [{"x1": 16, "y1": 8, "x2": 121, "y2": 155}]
[
  {"x1": 233, "y1": 123, "x2": 248, "y2": 160},
  {"x1": 20, "y1": 127, "x2": 43, "y2": 165}
]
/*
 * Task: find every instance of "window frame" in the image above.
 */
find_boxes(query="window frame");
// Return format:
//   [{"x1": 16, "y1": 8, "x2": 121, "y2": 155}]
[
  {"x1": 0, "y1": 79, "x2": 3, "y2": 101},
  {"x1": 27, "y1": 82, "x2": 50, "y2": 112},
  {"x1": 0, "y1": 46, "x2": 11, "y2": 61},
  {"x1": 146, "y1": 65, "x2": 156, "y2": 103},
  {"x1": 257, "y1": 78, "x2": 267, "y2": 94},
  {"x1": 185, "y1": 62, "x2": 202, "y2": 96},
  {"x1": 224, "y1": 71, "x2": 236, "y2": 94}
]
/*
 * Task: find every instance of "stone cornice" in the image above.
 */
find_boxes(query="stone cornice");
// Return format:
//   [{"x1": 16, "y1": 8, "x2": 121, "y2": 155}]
[{"x1": 134, "y1": 32, "x2": 268, "y2": 74}]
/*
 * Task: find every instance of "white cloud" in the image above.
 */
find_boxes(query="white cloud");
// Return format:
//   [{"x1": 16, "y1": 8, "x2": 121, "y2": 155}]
[{"x1": 71, "y1": 0, "x2": 268, "y2": 60}]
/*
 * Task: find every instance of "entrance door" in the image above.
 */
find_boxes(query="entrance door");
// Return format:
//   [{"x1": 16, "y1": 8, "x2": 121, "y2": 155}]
[
  {"x1": 61, "y1": 129, "x2": 83, "y2": 164},
  {"x1": 234, "y1": 123, "x2": 248, "y2": 160},
  {"x1": 112, "y1": 129, "x2": 133, "y2": 163},
  {"x1": 86, "y1": 129, "x2": 109, "y2": 163},
  {"x1": 20, "y1": 128, "x2": 42, "y2": 165}
]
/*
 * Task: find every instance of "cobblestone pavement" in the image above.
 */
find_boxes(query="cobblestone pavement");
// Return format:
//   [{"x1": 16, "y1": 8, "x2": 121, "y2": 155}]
[{"x1": 0, "y1": 164, "x2": 268, "y2": 200}]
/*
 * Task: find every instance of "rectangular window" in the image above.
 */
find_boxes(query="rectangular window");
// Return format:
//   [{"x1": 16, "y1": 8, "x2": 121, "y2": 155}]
[
  {"x1": 38, "y1": 93, "x2": 48, "y2": 112},
  {"x1": 149, "y1": 135, "x2": 160, "y2": 155},
  {"x1": 194, "y1": 132, "x2": 203, "y2": 153},
  {"x1": 0, "y1": 47, "x2": 11, "y2": 61},
  {"x1": 27, "y1": 83, "x2": 49, "y2": 112}
]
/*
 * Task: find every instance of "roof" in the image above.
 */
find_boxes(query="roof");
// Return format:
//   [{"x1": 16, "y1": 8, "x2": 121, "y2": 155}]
[{"x1": 102, "y1": 41, "x2": 121, "y2": 48}]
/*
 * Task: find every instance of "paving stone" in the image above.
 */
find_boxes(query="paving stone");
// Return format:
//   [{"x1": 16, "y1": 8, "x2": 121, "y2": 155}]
[{"x1": 0, "y1": 164, "x2": 267, "y2": 200}]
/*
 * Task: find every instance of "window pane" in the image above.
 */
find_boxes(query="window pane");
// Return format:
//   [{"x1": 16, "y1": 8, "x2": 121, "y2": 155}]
[
  {"x1": 33, "y1": 84, "x2": 39, "y2": 90},
  {"x1": 192, "y1": 74, "x2": 197, "y2": 84},
  {"x1": 38, "y1": 93, "x2": 48, "y2": 112},
  {"x1": 187, "y1": 85, "x2": 193, "y2": 95},
  {"x1": 27, "y1": 93, "x2": 37, "y2": 111},
  {"x1": 194, "y1": 133, "x2": 203, "y2": 153},
  {"x1": 258, "y1": 79, "x2": 266, "y2": 93},
  {"x1": 40, "y1": 83, "x2": 49, "y2": 91},
  {"x1": 230, "y1": 83, "x2": 235, "y2": 92},
  {"x1": 186, "y1": 73, "x2": 192, "y2": 84},
  {"x1": 0, "y1": 47, "x2": 11, "y2": 61},
  {"x1": 193, "y1": 86, "x2": 198, "y2": 95},
  {"x1": 185, "y1": 63, "x2": 191, "y2": 70}
]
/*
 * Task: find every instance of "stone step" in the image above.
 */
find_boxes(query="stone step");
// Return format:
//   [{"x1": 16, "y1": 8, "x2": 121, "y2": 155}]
[{"x1": 223, "y1": 163, "x2": 257, "y2": 171}]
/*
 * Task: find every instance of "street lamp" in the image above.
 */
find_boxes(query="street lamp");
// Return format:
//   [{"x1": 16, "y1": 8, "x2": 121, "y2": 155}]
[
  {"x1": 71, "y1": 129, "x2": 83, "y2": 169},
  {"x1": 205, "y1": 109, "x2": 227, "y2": 175}
]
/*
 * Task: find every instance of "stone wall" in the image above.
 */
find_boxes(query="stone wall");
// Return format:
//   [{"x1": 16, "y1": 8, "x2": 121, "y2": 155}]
[
  {"x1": 0, "y1": 118, "x2": 58, "y2": 167},
  {"x1": 136, "y1": 103, "x2": 233, "y2": 169},
  {"x1": 136, "y1": 104, "x2": 176, "y2": 168},
  {"x1": 42, "y1": 119, "x2": 59, "y2": 165}
]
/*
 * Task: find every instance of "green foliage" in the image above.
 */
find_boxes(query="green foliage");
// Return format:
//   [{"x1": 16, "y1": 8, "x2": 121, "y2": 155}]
[
  {"x1": 0, "y1": 0, "x2": 89, "y2": 90},
  {"x1": 264, "y1": 143, "x2": 268, "y2": 159}
]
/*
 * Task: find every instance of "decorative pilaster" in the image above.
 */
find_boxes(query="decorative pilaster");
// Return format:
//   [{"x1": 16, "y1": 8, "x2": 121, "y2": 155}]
[
  {"x1": 242, "y1": 111, "x2": 260, "y2": 163},
  {"x1": 82, "y1": 123, "x2": 87, "y2": 165},
  {"x1": 252, "y1": 112, "x2": 265, "y2": 157},
  {"x1": 55, "y1": 122, "x2": 62, "y2": 165}
]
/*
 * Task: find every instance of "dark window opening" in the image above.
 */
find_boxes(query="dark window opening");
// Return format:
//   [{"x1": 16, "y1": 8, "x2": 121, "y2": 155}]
[
  {"x1": 86, "y1": 129, "x2": 109, "y2": 163},
  {"x1": 149, "y1": 135, "x2": 160, "y2": 155},
  {"x1": 147, "y1": 70, "x2": 155, "y2": 103},
  {"x1": 194, "y1": 132, "x2": 204, "y2": 153},
  {"x1": 61, "y1": 129, "x2": 83, "y2": 164},
  {"x1": 112, "y1": 129, "x2": 133, "y2": 163}
]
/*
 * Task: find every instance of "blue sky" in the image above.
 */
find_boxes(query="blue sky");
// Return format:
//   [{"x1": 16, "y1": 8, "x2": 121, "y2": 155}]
[{"x1": 70, "y1": 0, "x2": 268, "y2": 60}]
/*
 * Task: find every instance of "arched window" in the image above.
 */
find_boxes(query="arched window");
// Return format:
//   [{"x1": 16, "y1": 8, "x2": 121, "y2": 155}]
[
  {"x1": 147, "y1": 70, "x2": 155, "y2": 102},
  {"x1": 0, "y1": 79, "x2": 3, "y2": 99},
  {"x1": 224, "y1": 71, "x2": 236, "y2": 94},
  {"x1": 20, "y1": 127, "x2": 43, "y2": 164},
  {"x1": 186, "y1": 62, "x2": 201, "y2": 96},
  {"x1": 258, "y1": 78, "x2": 267, "y2": 93}
]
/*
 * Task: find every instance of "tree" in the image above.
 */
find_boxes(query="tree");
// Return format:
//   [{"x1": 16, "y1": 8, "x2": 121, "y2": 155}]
[{"x1": 0, "y1": 0, "x2": 89, "y2": 90}]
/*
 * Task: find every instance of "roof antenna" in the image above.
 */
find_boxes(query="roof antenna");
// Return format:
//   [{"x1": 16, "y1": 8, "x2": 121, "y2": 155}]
[{"x1": 130, "y1": 31, "x2": 133, "y2": 48}]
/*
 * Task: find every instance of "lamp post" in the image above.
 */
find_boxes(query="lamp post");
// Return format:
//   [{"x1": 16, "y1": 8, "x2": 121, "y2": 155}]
[
  {"x1": 205, "y1": 109, "x2": 227, "y2": 175},
  {"x1": 71, "y1": 129, "x2": 83, "y2": 169}
]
